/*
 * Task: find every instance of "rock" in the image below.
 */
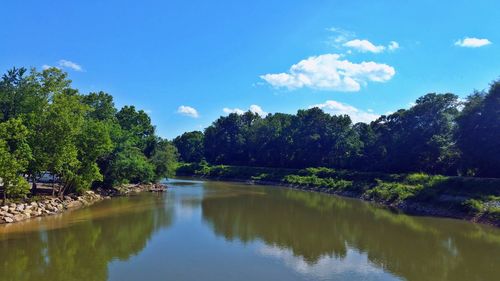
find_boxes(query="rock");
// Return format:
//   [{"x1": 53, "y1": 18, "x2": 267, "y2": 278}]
[
  {"x1": 30, "y1": 202, "x2": 38, "y2": 207},
  {"x1": 0, "y1": 205, "x2": 8, "y2": 211},
  {"x1": 13, "y1": 214, "x2": 25, "y2": 222},
  {"x1": 4, "y1": 212, "x2": 13, "y2": 218},
  {"x1": 16, "y1": 204, "x2": 25, "y2": 212},
  {"x1": 66, "y1": 201, "x2": 83, "y2": 209},
  {"x1": 9, "y1": 203, "x2": 16, "y2": 208},
  {"x1": 4, "y1": 217, "x2": 13, "y2": 223}
]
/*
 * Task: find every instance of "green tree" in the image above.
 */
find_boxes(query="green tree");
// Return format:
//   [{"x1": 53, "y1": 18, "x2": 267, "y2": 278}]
[
  {"x1": 116, "y1": 106, "x2": 155, "y2": 153},
  {"x1": 149, "y1": 138, "x2": 178, "y2": 180},
  {"x1": 457, "y1": 81, "x2": 500, "y2": 177},
  {"x1": 40, "y1": 90, "x2": 88, "y2": 196},
  {"x1": 204, "y1": 112, "x2": 260, "y2": 165},
  {"x1": 0, "y1": 118, "x2": 32, "y2": 201},
  {"x1": 370, "y1": 93, "x2": 460, "y2": 174},
  {"x1": 173, "y1": 131, "x2": 204, "y2": 162}
]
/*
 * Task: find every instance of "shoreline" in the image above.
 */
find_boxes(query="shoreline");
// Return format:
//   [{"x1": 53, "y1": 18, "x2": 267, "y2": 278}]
[
  {"x1": 0, "y1": 183, "x2": 162, "y2": 225},
  {"x1": 182, "y1": 175, "x2": 500, "y2": 228}
]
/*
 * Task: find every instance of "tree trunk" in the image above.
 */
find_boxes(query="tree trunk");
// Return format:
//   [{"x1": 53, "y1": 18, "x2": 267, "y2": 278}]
[
  {"x1": 31, "y1": 175, "x2": 37, "y2": 195},
  {"x1": 52, "y1": 174, "x2": 56, "y2": 197}
]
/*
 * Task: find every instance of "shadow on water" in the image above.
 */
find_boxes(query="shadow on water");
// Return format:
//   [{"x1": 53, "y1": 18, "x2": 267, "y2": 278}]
[
  {"x1": 0, "y1": 194, "x2": 173, "y2": 281},
  {"x1": 200, "y1": 181, "x2": 500, "y2": 281}
]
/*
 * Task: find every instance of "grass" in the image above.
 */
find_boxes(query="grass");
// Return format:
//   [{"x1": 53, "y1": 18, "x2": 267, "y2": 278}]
[{"x1": 176, "y1": 163, "x2": 500, "y2": 219}]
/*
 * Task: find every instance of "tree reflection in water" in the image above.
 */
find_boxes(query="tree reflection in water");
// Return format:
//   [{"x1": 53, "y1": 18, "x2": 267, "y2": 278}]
[
  {"x1": 0, "y1": 194, "x2": 173, "y2": 281},
  {"x1": 201, "y1": 182, "x2": 500, "y2": 281}
]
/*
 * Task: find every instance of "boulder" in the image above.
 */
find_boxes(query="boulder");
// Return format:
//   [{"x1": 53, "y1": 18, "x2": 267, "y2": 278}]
[
  {"x1": 66, "y1": 201, "x2": 83, "y2": 209},
  {"x1": 4, "y1": 217, "x2": 13, "y2": 223},
  {"x1": 13, "y1": 214, "x2": 25, "y2": 222},
  {"x1": 0, "y1": 205, "x2": 8, "y2": 212}
]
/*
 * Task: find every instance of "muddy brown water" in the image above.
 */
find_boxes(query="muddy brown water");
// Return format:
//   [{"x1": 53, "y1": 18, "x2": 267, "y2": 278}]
[{"x1": 0, "y1": 179, "x2": 499, "y2": 281}]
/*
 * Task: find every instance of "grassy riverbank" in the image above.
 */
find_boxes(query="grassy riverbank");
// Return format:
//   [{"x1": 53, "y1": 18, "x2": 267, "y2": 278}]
[{"x1": 176, "y1": 163, "x2": 500, "y2": 226}]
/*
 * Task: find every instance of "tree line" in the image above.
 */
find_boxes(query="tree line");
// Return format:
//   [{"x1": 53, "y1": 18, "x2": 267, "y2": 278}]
[
  {"x1": 174, "y1": 79, "x2": 500, "y2": 178},
  {"x1": 0, "y1": 67, "x2": 177, "y2": 200}
]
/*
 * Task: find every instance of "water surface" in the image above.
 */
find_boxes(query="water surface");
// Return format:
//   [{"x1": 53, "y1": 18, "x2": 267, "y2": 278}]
[{"x1": 0, "y1": 179, "x2": 499, "y2": 281}]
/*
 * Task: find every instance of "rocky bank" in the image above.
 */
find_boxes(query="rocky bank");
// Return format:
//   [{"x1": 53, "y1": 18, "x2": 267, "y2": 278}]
[{"x1": 0, "y1": 183, "x2": 164, "y2": 224}]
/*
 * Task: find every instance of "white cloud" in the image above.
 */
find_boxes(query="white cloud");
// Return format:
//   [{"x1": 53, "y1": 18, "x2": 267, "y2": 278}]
[
  {"x1": 260, "y1": 54, "x2": 395, "y2": 92},
  {"x1": 257, "y1": 245, "x2": 394, "y2": 280},
  {"x1": 343, "y1": 39, "x2": 386, "y2": 53},
  {"x1": 249, "y1": 105, "x2": 267, "y2": 116},
  {"x1": 326, "y1": 27, "x2": 356, "y2": 45},
  {"x1": 454, "y1": 37, "x2": 492, "y2": 48},
  {"x1": 309, "y1": 100, "x2": 380, "y2": 123},
  {"x1": 223, "y1": 104, "x2": 268, "y2": 116},
  {"x1": 58, "y1": 59, "x2": 83, "y2": 71},
  {"x1": 177, "y1": 105, "x2": 199, "y2": 118},
  {"x1": 223, "y1": 107, "x2": 245, "y2": 115},
  {"x1": 388, "y1": 41, "x2": 400, "y2": 51}
]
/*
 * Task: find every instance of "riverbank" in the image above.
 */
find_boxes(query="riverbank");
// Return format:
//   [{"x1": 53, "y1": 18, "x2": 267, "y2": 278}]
[
  {"x1": 0, "y1": 183, "x2": 164, "y2": 224},
  {"x1": 176, "y1": 163, "x2": 500, "y2": 227}
]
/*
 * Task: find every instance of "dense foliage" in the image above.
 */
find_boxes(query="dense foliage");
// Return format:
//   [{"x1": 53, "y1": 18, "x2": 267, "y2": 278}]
[
  {"x1": 178, "y1": 163, "x2": 500, "y2": 220},
  {"x1": 175, "y1": 80, "x2": 500, "y2": 178},
  {"x1": 0, "y1": 67, "x2": 178, "y2": 199}
]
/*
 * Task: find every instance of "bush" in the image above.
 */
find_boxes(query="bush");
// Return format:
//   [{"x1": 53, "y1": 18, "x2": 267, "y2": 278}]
[{"x1": 366, "y1": 180, "x2": 423, "y2": 203}]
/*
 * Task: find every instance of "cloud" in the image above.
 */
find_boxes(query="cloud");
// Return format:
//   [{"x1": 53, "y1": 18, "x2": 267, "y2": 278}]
[
  {"x1": 326, "y1": 27, "x2": 356, "y2": 45},
  {"x1": 260, "y1": 54, "x2": 395, "y2": 92},
  {"x1": 223, "y1": 107, "x2": 245, "y2": 115},
  {"x1": 223, "y1": 104, "x2": 268, "y2": 116},
  {"x1": 257, "y1": 245, "x2": 393, "y2": 279},
  {"x1": 343, "y1": 39, "x2": 400, "y2": 53},
  {"x1": 343, "y1": 39, "x2": 386, "y2": 53},
  {"x1": 454, "y1": 37, "x2": 492, "y2": 48},
  {"x1": 58, "y1": 59, "x2": 83, "y2": 71},
  {"x1": 388, "y1": 41, "x2": 400, "y2": 51},
  {"x1": 177, "y1": 105, "x2": 199, "y2": 118},
  {"x1": 309, "y1": 100, "x2": 380, "y2": 123}
]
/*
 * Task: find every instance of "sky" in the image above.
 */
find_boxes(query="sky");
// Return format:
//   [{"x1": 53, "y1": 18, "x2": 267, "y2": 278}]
[{"x1": 1, "y1": 0, "x2": 499, "y2": 139}]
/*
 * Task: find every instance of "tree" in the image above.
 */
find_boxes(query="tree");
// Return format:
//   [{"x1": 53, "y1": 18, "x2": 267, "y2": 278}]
[
  {"x1": 116, "y1": 106, "x2": 155, "y2": 152},
  {"x1": 173, "y1": 131, "x2": 204, "y2": 163},
  {"x1": 82, "y1": 91, "x2": 117, "y2": 121},
  {"x1": 106, "y1": 146, "x2": 156, "y2": 186},
  {"x1": 149, "y1": 139, "x2": 178, "y2": 180},
  {"x1": 0, "y1": 118, "x2": 32, "y2": 201},
  {"x1": 204, "y1": 112, "x2": 260, "y2": 165},
  {"x1": 40, "y1": 90, "x2": 88, "y2": 196},
  {"x1": 370, "y1": 93, "x2": 460, "y2": 174},
  {"x1": 457, "y1": 81, "x2": 500, "y2": 177},
  {"x1": 250, "y1": 113, "x2": 294, "y2": 167}
]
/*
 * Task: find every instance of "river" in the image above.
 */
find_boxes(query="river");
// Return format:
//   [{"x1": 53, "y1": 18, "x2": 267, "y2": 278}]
[{"x1": 0, "y1": 179, "x2": 499, "y2": 281}]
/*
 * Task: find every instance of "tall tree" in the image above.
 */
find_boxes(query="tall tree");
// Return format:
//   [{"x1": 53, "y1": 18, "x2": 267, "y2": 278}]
[
  {"x1": 0, "y1": 118, "x2": 32, "y2": 201},
  {"x1": 457, "y1": 81, "x2": 500, "y2": 177},
  {"x1": 173, "y1": 131, "x2": 204, "y2": 163}
]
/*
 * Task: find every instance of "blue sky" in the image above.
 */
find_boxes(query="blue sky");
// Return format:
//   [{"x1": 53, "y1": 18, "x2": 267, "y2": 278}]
[{"x1": 1, "y1": 0, "x2": 499, "y2": 139}]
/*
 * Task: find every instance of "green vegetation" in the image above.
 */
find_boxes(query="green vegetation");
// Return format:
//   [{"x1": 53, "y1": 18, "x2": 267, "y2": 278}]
[
  {"x1": 173, "y1": 78, "x2": 500, "y2": 223},
  {"x1": 177, "y1": 163, "x2": 500, "y2": 222},
  {"x1": 175, "y1": 80, "x2": 500, "y2": 178},
  {"x1": 0, "y1": 67, "x2": 178, "y2": 200}
]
